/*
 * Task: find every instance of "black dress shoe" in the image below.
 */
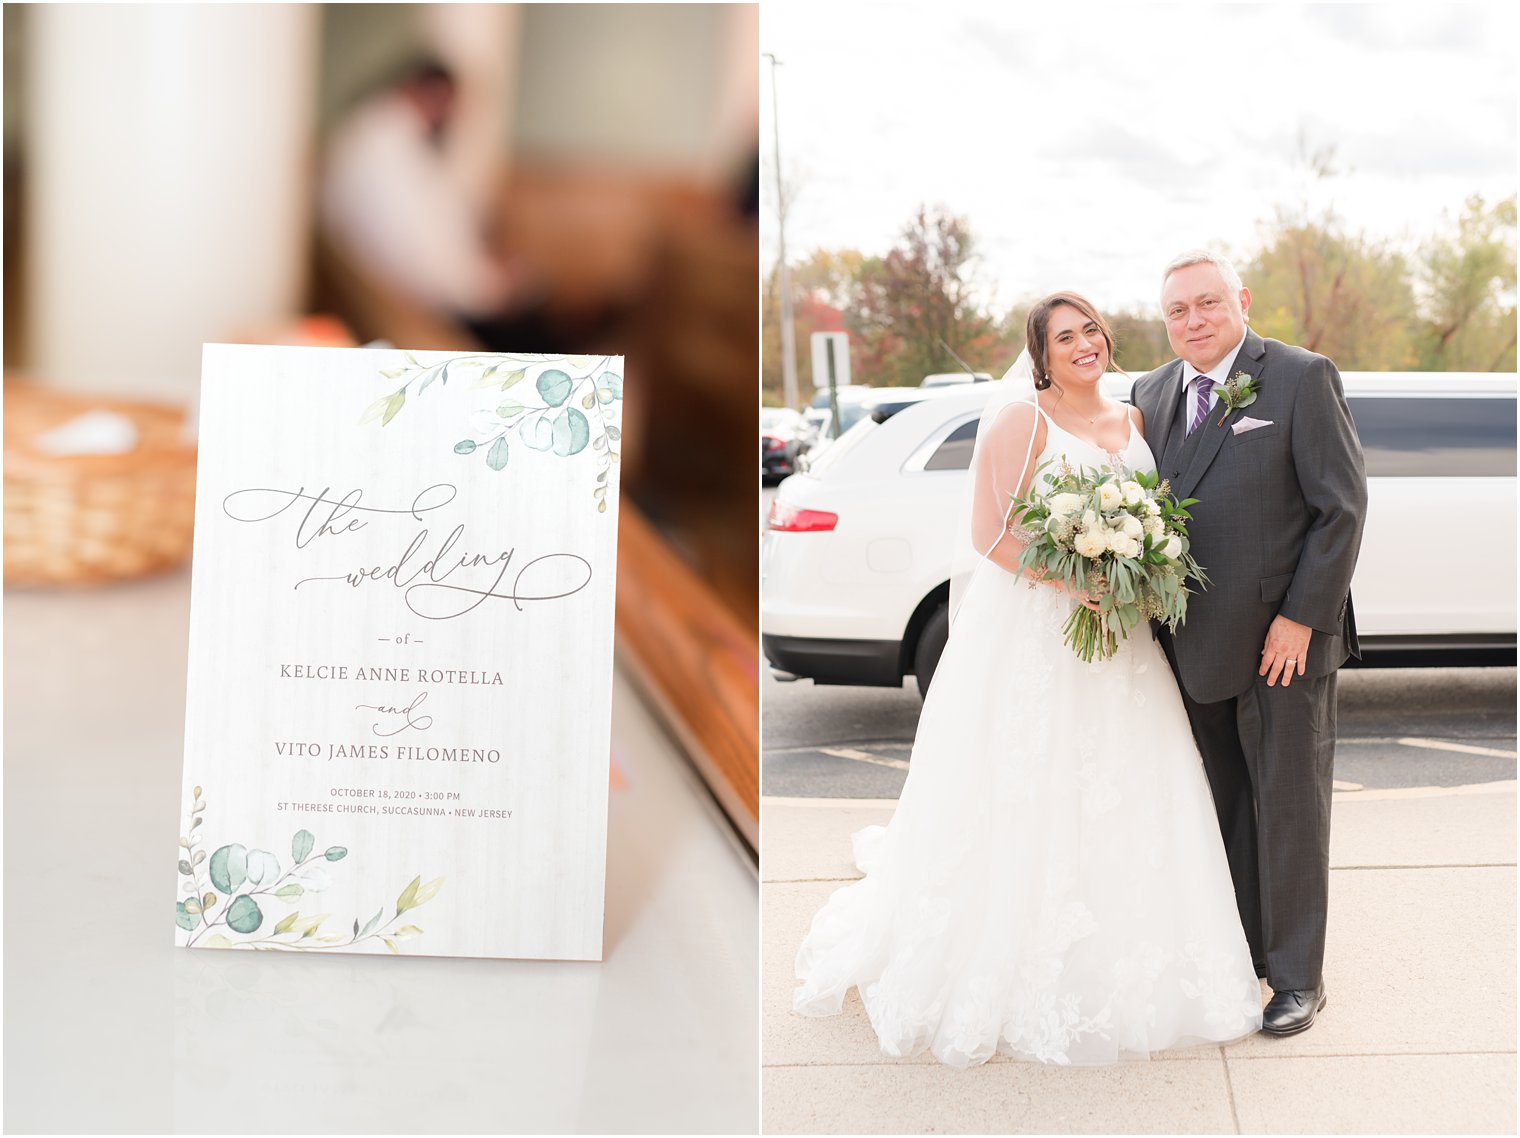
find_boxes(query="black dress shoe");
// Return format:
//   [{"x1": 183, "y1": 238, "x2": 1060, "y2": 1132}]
[{"x1": 1261, "y1": 985, "x2": 1326, "y2": 1036}]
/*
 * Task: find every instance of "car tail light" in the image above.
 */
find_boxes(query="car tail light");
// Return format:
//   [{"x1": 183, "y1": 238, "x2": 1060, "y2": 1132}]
[
  {"x1": 767, "y1": 500, "x2": 838, "y2": 532},
  {"x1": 762, "y1": 435, "x2": 785, "y2": 451}
]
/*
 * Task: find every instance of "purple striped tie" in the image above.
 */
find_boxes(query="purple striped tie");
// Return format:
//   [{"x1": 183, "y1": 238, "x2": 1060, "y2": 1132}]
[{"x1": 1186, "y1": 375, "x2": 1214, "y2": 435}]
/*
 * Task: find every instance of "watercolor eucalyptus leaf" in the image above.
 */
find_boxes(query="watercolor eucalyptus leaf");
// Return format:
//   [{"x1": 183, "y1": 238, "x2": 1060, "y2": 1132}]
[
  {"x1": 581, "y1": 392, "x2": 595, "y2": 410},
  {"x1": 552, "y1": 408, "x2": 591, "y2": 456},
  {"x1": 226, "y1": 894, "x2": 262, "y2": 934},
  {"x1": 499, "y1": 367, "x2": 528, "y2": 391},
  {"x1": 273, "y1": 911, "x2": 299, "y2": 936},
  {"x1": 274, "y1": 882, "x2": 304, "y2": 902},
  {"x1": 384, "y1": 938, "x2": 399, "y2": 954},
  {"x1": 194, "y1": 785, "x2": 203, "y2": 799},
  {"x1": 179, "y1": 837, "x2": 190, "y2": 849},
  {"x1": 203, "y1": 893, "x2": 216, "y2": 909},
  {"x1": 296, "y1": 866, "x2": 330, "y2": 892},
  {"x1": 454, "y1": 439, "x2": 477, "y2": 455},
  {"x1": 206, "y1": 934, "x2": 233, "y2": 949},
  {"x1": 471, "y1": 365, "x2": 500, "y2": 389},
  {"x1": 596, "y1": 386, "x2": 616, "y2": 405},
  {"x1": 381, "y1": 391, "x2": 406, "y2": 426},
  {"x1": 496, "y1": 399, "x2": 525, "y2": 418},
  {"x1": 523, "y1": 415, "x2": 555, "y2": 452},
  {"x1": 208, "y1": 844, "x2": 248, "y2": 894},
  {"x1": 404, "y1": 351, "x2": 420, "y2": 367},
  {"x1": 418, "y1": 371, "x2": 439, "y2": 396},
  {"x1": 294, "y1": 914, "x2": 328, "y2": 938},
  {"x1": 178, "y1": 859, "x2": 193, "y2": 876},
  {"x1": 183, "y1": 896, "x2": 202, "y2": 916},
  {"x1": 175, "y1": 902, "x2": 198, "y2": 932},
  {"x1": 380, "y1": 368, "x2": 404, "y2": 380},
  {"x1": 396, "y1": 875, "x2": 422, "y2": 915},
  {"x1": 359, "y1": 908, "x2": 385, "y2": 940},
  {"x1": 607, "y1": 426, "x2": 622, "y2": 442},
  {"x1": 486, "y1": 437, "x2": 510, "y2": 472},
  {"x1": 192, "y1": 817, "x2": 203, "y2": 830},
  {"x1": 244, "y1": 849, "x2": 281, "y2": 888},
  {"x1": 566, "y1": 354, "x2": 597, "y2": 367},
  {"x1": 395, "y1": 925, "x2": 423, "y2": 938},
  {"x1": 324, "y1": 846, "x2": 348, "y2": 862},
  {"x1": 359, "y1": 394, "x2": 394, "y2": 426},
  {"x1": 598, "y1": 371, "x2": 623, "y2": 398},
  {"x1": 536, "y1": 368, "x2": 573, "y2": 408},
  {"x1": 193, "y1": 849, "x2": 206, "y2": 866},
  {"x1": 292, "y1": 829, "x2": 315, "y2": 864}
]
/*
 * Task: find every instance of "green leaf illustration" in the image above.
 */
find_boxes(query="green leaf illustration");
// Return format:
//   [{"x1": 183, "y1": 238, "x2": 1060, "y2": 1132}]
[
  {"x1": 496, "y1": 400, "x2": 525, "y2": 418},
  {"x1": 499, "y1": 367, "x2": 528, "y2": 390},
  {"x1": 396, "y1": 875, "x2": 421, "y2": 915},
  {"x1": 175, "y1": 902, "x2": 198, "y2": 932},
  {"x1": 411, "y1": 876, "x2": 445, "y2": 910},
  {"x1": 273, "y1": 911, "x2": 299, "y2": 936},
  {"x1": 381, "y1": 391, "x2": 406, "y2": 425},
  {"x1": 454, "y1": 439, "x2": 477, "y2": 455},
  {"x1": 536, "y1": 369, "x2": 573, "y2": 407},
  {"x1": 292, "y1": 829, "x2": 315, "y2": 864},
  {"x1": 359, "y1": 907, "x2": 385, "y2": 940},
  {"x1": 244, "y1": 849, "x2": 281, "y2": 887},
  {"x1": 598, "y1": 371, "x2": 623, "y2": 398},
  {"x1": 183, "y1": 896, "x2": 202, "y2": 916},
  {"x1": 208, "y1": 844, "x2": 247, "y2": 894},
  {"x1": 324, "y1": 846, "x2": 348, "y2": 862},
  {"x1": 178, "y1": 859, "x2": 193, "y2": 876},
  {"x1": 523, "y1": 415, "x2": 555, "y2": 452},
  {"x1": 226, "y1": 894, "x2": 262, "y2": 934},
  {"x1": 566, "y1": 355, "x2": 597, "y2": 367},
  {"x1": 552, "y1": 408, "x2": 591, "y2": 456},
  {"x1": 383, "y1": 938, "x2": 399, "y2": 954},
  {"x1": 274, "y1": 883, "x2": 304, "y2": 902},
  {"x1": 296, "y1": 866, "x2": 330, "y2": 892},
  {"x1": 206, "y1": 934, "x2": 233, "y2": 948},
  {"x1": 395, "y1": 925, "x2": 423, "y2": 938},
  {"x1": 486, "y1": 437, "x2": 510, "y2": 471}
]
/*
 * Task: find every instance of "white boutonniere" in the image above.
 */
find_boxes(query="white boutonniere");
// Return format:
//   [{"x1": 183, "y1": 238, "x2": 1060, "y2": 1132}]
[{"x1": 1216, "y1": 370, "x2": 1260, "y2": 426}]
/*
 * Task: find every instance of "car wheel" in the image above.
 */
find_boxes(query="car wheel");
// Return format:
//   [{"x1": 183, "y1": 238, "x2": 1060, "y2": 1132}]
[{"x1": 913, "y1": 602, "x2": 950, "y2": 700}]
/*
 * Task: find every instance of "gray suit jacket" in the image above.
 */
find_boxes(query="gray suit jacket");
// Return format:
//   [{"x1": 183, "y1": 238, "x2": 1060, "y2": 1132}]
[{"x1": 1132, "y1": 329, "x2": 1368, "y2": 703}]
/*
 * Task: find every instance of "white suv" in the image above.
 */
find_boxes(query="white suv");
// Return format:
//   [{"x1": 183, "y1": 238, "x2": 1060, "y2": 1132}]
[{"x1": 762, "y1": 372, "x2": 1518, "y2": 697}]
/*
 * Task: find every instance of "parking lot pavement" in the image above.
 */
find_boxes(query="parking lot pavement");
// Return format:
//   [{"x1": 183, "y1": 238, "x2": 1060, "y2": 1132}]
[
  {"x1": 762, "y1": 665, "x2": 1518, "y2": 799},
  {"x1": 762, "y1": 772, "x2": 1517, "y2": 1134}
]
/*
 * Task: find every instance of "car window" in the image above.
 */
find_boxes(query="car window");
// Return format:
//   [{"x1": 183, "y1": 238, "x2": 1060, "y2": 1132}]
[
  {"x1": 923, "y1": 419, "x2": 979, "y2": 471},
  {"x1": 1349, "y1": 396, "x2": 1516, "y2": 477}
]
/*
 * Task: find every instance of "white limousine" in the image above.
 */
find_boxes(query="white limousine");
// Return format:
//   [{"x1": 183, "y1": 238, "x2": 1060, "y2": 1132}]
[{"x1": 762, "y1": 372, "x2": 1517, "y2": 696}]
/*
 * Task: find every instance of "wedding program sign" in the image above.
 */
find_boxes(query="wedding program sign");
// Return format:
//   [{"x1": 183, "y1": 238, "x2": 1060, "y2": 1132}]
[{"x1": 175, "y1": 345, "x2": 624, "y2": 961}]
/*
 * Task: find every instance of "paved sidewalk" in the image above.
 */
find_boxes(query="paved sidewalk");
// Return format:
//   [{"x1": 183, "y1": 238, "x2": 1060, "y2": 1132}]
[{"x1": 762, "y1": 782, "x2": 1517, "y2": 1134}]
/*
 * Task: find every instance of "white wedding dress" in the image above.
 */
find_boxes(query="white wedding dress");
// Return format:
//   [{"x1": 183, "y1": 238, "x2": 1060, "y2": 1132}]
[{"x1": 793, "y1": 405, "x2": 1263, "y2": 1067}]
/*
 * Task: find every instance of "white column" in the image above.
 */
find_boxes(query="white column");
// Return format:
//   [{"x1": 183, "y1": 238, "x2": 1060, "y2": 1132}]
[{"x1": 25, "y1": 5, "x2": 320, "y2": 401}]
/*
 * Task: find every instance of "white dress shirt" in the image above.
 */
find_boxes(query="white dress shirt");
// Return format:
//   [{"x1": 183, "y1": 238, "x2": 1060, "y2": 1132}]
[{"x1": 1178, "y1": 329, "x2": 1250, "y2": 420}]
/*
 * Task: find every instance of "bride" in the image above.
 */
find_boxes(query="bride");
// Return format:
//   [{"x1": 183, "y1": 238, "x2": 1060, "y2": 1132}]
[{"x1": 792, "y1": 292, "x2": 1263, "y2": 1067}]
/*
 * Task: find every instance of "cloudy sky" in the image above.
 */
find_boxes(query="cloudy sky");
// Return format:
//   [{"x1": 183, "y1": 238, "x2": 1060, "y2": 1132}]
[{"x1": 760, "y1": 1, "x2": 1517, "y2": 313}]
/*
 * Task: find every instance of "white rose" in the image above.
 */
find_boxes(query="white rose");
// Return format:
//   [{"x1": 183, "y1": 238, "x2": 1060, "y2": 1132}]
[
  {"x1": 1048, "y1": 492, "x2": 1081, "y2": 517},
  {"x1": 1121, "y1": 481, "x2": 1144, "y2": 505},
  {"x1": 1121, "y1": 514, "x2": 1143, "y2": 539},
  {"x1": 1081, "y1": 509, "x2": 1099, "y2": 530},
  {"x1": 1163, "y1": 534, "x2": 1183, "y2": 559},
  {"x1": 1098, "y1": 483, "x2": 1122, "y2": 510},
  {"x1": 1143, "y1": 515, "x2": 1164, "y2": 538},
  {"x1": 1073, "y1": 528, "x2": 1107, "y2": 558}
]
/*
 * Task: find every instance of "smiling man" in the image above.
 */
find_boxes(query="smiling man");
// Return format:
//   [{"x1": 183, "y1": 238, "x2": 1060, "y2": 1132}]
[{"x1": 1132, "y1": 250, "x2": 1369, "y2": 1037}]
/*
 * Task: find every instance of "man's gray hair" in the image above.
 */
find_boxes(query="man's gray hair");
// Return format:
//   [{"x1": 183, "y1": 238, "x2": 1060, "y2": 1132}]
[{"x1": 1161, "y1": 250, "x2": 1245, "y2": 308}]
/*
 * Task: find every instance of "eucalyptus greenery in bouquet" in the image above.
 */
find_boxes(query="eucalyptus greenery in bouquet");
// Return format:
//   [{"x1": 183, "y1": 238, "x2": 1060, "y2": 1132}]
[{"x1": 1008, "y1": 461, "x2": 1209, "y2": 662}]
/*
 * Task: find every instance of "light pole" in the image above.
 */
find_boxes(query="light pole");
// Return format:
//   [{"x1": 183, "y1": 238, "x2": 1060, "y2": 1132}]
[{"x1": 764, "y1": 52, "x2": 799, "y2": 411}]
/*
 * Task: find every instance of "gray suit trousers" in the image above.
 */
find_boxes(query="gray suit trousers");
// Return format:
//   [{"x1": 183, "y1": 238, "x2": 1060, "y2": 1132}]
[{"x1": 1161, "y1": 627, "x2": 1336, "y2": 990}]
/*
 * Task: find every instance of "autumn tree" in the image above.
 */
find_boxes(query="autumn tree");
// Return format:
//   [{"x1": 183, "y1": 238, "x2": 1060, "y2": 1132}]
[
  {"x1": 1416, "y1": 194, "x2": 1517, "y2": 372},
  {"x1": 847, "y1": 206, "x2": 1001, "y2": 387}
]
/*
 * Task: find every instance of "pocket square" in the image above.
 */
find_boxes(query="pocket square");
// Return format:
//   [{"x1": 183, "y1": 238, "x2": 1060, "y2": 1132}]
[{"x1": 1231, "y1": 416, "x2": 1273, "y2": 435}]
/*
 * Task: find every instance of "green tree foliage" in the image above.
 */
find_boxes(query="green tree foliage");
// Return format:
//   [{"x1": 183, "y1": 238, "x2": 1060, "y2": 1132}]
[
  {"x1": 1242, "y1": 212, "x2": 1420, "y2": 370},
  {"x1": 1416, "y1": 195, "x2": 1517, "y2": 372}
]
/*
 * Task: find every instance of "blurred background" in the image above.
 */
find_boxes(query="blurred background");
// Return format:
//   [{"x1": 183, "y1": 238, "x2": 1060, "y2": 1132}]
[{"x1": 4, "y1": 2, "x2": 760, "y2": 617}]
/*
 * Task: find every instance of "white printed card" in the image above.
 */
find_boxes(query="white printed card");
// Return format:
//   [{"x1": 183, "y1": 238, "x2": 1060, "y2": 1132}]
[{"x1": 176, "y1": 345, "x2": 624, "y2": 960}]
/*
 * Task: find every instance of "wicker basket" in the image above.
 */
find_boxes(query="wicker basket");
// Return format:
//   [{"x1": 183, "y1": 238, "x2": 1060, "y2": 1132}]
[{"x1": 4, "y1": 382, "x2": 198, "y2": 586}]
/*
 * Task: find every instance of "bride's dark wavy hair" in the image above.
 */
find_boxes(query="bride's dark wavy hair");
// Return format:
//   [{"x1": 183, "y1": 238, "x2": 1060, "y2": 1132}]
[{"x1": 1024, "y1": 291, "x2": 1118, "y2": 391}]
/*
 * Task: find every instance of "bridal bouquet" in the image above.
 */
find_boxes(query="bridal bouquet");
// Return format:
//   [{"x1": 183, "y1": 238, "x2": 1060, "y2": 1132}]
[{"x1": 1008, "y1": 462, "x2": 1208, "y2": 663}]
